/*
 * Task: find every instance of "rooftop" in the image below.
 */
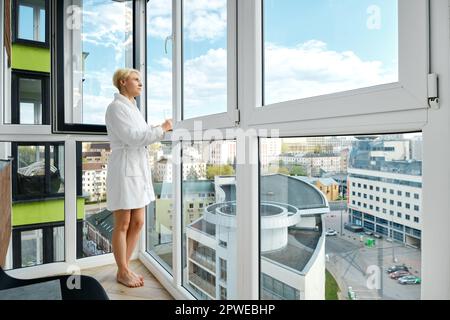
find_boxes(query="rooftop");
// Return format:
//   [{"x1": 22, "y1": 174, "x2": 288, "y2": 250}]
[{"x1": 262, "y1": 223, "x2": 322, "y2": 273}]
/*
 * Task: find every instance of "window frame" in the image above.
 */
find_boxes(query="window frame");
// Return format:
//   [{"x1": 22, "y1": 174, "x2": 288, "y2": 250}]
[
  {"x1": 12, "y1": 222, "x2": 65, "y2": 269},
  {"x1": 11, "y1": 141, "x2": 65, "y2": 201},
  {"x1": 241, "y1": 0, "x2": 430, "y2": 127},
  {"x1": 173, "y1": 0, "x2": 238, "y2": 132},
  {"x1": 12, "y1": 0, "x2": 50, "y2": 48},
  {"x1": 53, "y1": 0, "x2": 138, "y2": 134},
  {"x1": 11, "y1": 69, "x2": 50, "y2": 125}
]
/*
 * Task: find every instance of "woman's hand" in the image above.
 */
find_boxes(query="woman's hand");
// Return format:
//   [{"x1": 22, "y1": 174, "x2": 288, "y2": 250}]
[{"x1": 161, "y1": 119, "x2": 173, "y2": 132}]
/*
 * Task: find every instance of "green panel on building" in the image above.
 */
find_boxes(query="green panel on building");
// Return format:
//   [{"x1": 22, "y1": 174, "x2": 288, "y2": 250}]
[
  {"x1": 12, "y1": 197, "x2": 87, "y2": 226},
  {"x1": 12, "y1": 44, "x2": 51, "y2": 73}
]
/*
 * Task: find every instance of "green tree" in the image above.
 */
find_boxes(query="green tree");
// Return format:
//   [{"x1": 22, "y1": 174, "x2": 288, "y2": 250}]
[
  {"x1": 206, "y1": 165, "x2": 235, "y2": 180},
  {"x1": 289, "y1": 165, "x2": 307, "y2": 176}
]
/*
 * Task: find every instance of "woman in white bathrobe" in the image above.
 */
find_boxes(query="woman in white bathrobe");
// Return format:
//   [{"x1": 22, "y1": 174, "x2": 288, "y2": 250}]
[{"x1": 105, "y1": 68, "x2": 172, "y2": 288}]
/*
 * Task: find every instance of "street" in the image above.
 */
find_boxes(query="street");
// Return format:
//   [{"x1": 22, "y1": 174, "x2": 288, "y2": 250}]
[{"x1": 324, "y1": 211, "x2": 421, "y2": 300}]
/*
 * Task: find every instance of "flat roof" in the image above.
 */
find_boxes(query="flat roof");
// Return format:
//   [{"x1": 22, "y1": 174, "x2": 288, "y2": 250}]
[
  {"x1": 261, "y1": 175, "x2": 327, "y2": 210},
  {"x1": 262, "y1": 226, "x2": 322, "y2": 273}
]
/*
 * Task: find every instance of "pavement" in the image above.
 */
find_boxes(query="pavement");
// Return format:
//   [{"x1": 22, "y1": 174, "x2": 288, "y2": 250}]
[{"x1": 324, "y1": 211, "x2": 421, "y2": 300}]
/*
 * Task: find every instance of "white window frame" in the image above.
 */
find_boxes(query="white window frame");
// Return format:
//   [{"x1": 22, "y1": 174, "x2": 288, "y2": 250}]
[
  {"x1": 241, "y1": 0, "x2": 430, "y2": 126},
  {"x1": 1, "y1": 0, "x2": 449, "y2": 301},
  {"x1": 173, "y1": 0, "x2": 238, "y2": 132}
]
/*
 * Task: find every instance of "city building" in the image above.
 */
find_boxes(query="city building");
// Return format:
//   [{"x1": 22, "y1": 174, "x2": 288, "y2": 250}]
[
  {"x1": 186, "y1": 175, "x2": 329, "y2": 300},
  {"x1": 348, "y1": 137, "x2": 422, "y2": 248}
]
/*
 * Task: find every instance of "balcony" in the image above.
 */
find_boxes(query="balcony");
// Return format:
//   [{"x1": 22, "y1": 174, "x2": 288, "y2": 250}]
[
  {"x1": 188, "y1": 273, "x2": 216, "y2": 299},
  {"x1": 190, "y1": 252, "x2": 216, "y2": 273}
]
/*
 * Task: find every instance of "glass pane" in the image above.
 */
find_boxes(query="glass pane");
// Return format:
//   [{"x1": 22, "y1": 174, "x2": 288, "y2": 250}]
[
  {"x1": 147, "y1": 0, "x2": 172, "y2": 126},
  {"x1": 17, "y1": 145, "x2": 45, "y2": 197},
  {"x1": 20, "y1": 103, "x2": 36, "y2": 124},
  {"x1": 18, "y1": 0, "x2": 46, "y2": 42},
  {"x1": 50, "y1": 145, "x2": 65, "y2": 193},
  {"x1": 260, "y1": 133, "x2": 422, "y2": 300},
  {"x1": 263, "y1": 0, "x2": 398, "y2": 105},
  {"x1": 77, "y1": 142, "x2": 112, "y2": 258},
  {"x1": 53, "y1": 226, "x2": 65, "y2": 262},
  {"x1": 39, "y1": 8, "x2": 46, "y2": 42},
  {"x1": 182, "y1": 0, "x2": 227, "y2": 119},
  {"x1": 182, "y1": 140, "x2": 237, "y2": 300},
  {"x1": 19, "y1": 78, "x2": 42, "y2": 125},
  {"x1": 18, "y1": 5, "x2": 34, "y2": 40},
  {"x1": 146, "y1": 141, "x2": 174, "y2": 274},
  {"x1": 21, "y1": 229, "x2": 43, "y2": 268},
  {"x1": 65, "y1": 0, "x2": 133, "y2": 126}
]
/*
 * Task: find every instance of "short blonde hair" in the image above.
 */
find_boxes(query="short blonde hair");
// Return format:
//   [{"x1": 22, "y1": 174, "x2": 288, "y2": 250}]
[{"x1": 112, "y1": 68, "x2": 141, "y2": 91}]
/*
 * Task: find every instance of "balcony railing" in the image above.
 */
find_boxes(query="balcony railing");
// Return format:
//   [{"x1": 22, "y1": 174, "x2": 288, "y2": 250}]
[
  {"x1": 190, "y1": 252, "x2": 216, "y2": 272},
  {"x1": 189, "y1": 273, "x2": 216, "y2": 298}
]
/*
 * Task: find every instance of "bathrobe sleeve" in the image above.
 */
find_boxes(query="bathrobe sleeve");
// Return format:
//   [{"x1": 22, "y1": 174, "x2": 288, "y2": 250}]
[{"x1": 106, "y1": 104, "x2": 164, "y2": 147}]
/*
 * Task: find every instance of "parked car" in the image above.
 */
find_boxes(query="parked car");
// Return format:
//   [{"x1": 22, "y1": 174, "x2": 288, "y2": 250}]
[
  {"x1": 373, "y1": 234, "x2": 382, "y2": 239},
  {"x1": 364, "y1": 231, "x2": 373, "y2": 236},
  {"x1": 325, "y1": 228, "x2": 337, "y2": 236},
  {"x1": 390, "y1": 270, "x2": 411, "y2": 279},
  {"x1": 398, "y1": 275, "x2": 421, "y2": 285},
  {"x1": 387, "y1": 265, "x2": 409, "y2": 274}
]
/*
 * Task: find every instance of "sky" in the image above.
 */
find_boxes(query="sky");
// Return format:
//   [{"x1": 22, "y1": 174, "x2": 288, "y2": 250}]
[
  {"x1": 146, "y1": 0, "x2": 398, "y2": 123},
  {"x1": 20, "y1": 0, "x2": 399, "y2": 126}
]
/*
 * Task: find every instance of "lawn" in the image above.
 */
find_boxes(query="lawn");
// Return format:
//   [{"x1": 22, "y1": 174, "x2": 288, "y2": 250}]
[{"x1": 325, "y1": 269, "x2": 340, "y2": 300}]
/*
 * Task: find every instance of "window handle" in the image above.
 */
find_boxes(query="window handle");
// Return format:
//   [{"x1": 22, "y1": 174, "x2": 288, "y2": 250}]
[{"x1": 164, "y1": 35, "x2": 173, "y2": 55}]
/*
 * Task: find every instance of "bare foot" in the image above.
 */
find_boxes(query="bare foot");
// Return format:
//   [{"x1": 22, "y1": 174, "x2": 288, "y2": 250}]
[
  {"x1": 132, "y1": 270, "x2": 144, "y2": 285},
  {"x1": 129, "y1": 270, "x2": 144, "y2": 286},
  {"x1": 127, "y1": 264, "x2": 144, "y2": 285},
  {"x1": 116, "y1": 270, "x2": 142, "y2": 288}
]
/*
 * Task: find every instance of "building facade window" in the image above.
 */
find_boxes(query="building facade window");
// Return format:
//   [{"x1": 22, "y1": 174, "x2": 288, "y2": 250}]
[
  {"x1": 13, "y1": 0, "x2": 49, "y2": 47},
  {"x1": 11, "y1": 70, "x2": 50, "y2": 125}
]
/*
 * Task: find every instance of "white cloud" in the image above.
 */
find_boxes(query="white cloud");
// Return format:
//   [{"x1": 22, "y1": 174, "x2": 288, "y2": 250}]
[
  {"x1": 147, "y1": 0, "x2": 227, "y2": 42},
  {"x1": 183, "y1": 48, "x2": 227, "y2": 118},
  {"x1": 83, "y1": 94, "x2": 113, "y2": 125},
  {"x1": 125, "y1": 38, "x2": 397, "y2": 124},
  {"x1": 81, "y1": 2, "x2": 133, "y2": 63},
  {"x1": 184, "y1": 0, "x2": 227, "y2": 42},
  {"x1": 264, "y1": 40, "x2": 398, "y2": 104}
]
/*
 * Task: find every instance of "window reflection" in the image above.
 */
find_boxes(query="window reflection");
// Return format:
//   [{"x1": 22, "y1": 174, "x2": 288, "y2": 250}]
[{"x1": 182, "y1": 140, "x2": 236, "y2": 300}]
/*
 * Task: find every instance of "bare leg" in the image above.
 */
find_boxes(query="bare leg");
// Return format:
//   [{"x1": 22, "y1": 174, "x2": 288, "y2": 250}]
[
  {"x1": 126, "y1": 207, "x2": 145, "y2": 284},
  {"x1": 112, "y1": 210, "x2": 141, "y2": 288}
]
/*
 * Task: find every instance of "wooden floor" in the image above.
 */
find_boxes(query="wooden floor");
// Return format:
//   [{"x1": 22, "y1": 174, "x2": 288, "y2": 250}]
[{"x1": 82, "y1": 260, "x2": 174, "y2": 300}]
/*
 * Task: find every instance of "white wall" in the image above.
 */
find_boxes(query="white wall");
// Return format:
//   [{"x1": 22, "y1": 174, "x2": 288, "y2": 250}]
[{"x1": 304, "y1": 236, "x2": 325, "y2": 300}]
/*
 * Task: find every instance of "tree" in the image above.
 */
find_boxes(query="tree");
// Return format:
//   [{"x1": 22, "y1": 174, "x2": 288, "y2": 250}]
[
  {"x1": 290, "y1": 165, "x2": 307, "y2": 176},
  {"x1": 206, "y1": 165, "x2": 235, "y2": 180}
]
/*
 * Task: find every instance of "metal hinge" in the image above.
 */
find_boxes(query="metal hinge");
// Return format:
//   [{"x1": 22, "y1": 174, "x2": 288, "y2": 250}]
[
  {"x1": 233, "y1": 109, "x2": 240, "y2": 125},
  {"x1": 428, "y1": 73, "x2": 440, "y2": 109}
]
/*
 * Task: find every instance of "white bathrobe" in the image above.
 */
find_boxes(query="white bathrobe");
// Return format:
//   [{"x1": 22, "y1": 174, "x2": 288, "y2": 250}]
[{"x1": 105, "y1": 93, "x2": 164, "y2": 211}]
